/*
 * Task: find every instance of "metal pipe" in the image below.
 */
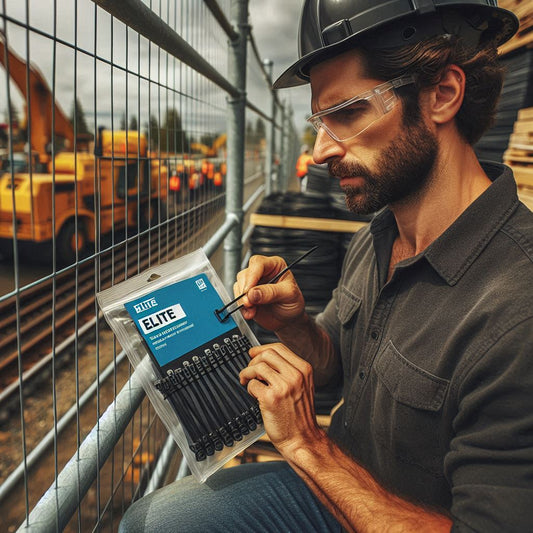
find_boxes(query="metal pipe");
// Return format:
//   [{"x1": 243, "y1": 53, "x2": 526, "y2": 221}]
[
  {"x1": 17, "y1": 363, "x2": 146, "y2": 532},
  {"x1": 143, "y1": 435, "x2": 177, "y2": 496},
  {"x1": 223, "y1": 0, "x2": 249, "y2": 293},
  {"x1": 243, "y1": 184, "x2": 264, "y2": 214},
  {"x1": 202, "y1": 213, "x2": 239, "y2": 258},
  {"x1": 204, "y1": 0, "x2": 239, "y2": 41},
  {"x1": 241, "y1": 224, "x2": 255, "y2": 247},
  {"x1": 279, "y1": 102, "x2": 287, "y2": 192},
  {"x1": 263, "y1": 59, "x2": 276, "y2": 196},
  {"x1": 176, "y1": 456, "x2": 190, "y2": 481},
  {"x1": 0, "y1": 350, "x2": 127, "y2": 505},
  {"x1": 92, "y1": 0, "x2": 240, "y2": 99}
]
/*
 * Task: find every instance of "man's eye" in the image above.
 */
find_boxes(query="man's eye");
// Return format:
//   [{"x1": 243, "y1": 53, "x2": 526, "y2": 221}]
[{"x1": 328, "y1": 105, "x2": 367, "y2": 126}]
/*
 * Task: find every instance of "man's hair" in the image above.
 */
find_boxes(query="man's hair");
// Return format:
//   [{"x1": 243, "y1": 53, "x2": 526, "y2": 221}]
[{"x1": 361, "y1": 36, "x2": 505, "y2": 145}]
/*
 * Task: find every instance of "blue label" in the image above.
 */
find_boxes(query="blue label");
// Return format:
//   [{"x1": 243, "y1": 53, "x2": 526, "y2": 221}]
[{"x1": 124, "y1": 274, "x2": 237, "y2": 367}]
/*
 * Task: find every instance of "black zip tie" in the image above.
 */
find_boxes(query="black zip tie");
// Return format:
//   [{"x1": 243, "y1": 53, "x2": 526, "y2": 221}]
[
  {"x1": 175, "y1": 368, "x2": 216, "y2": 456},
  {"x1": 209, "y1": 345, "x2": 259, "y2": 431},
  {"x1": 205, "y1": 348, "x2": 252, "y2": 413},
  {"x1": 191, "y1": 356, "x2": 235, "y2": 448},
  {"x1": 201, "y1": 352, "x2": 250, "y2": 437},
  {"x1": 230, "y1": 335, "x2": 250, "y2": 370},
  {"x1": 212, "y1": 344, "x2": 257, "y2": 410},
  {"x1": 221, "y1": 338, "x2": 263, "y2": 425},
  {"x1": 214, "y1": 246, "x2": 318, "y2": 322},
  {"x1": 156, "y1": 371, "x2": 201, "y2": 441},
  {"x1": 155, "y1": 371, "x2": 207, "y2": 461},
  {"x1": 201, "y1": 351, "x2": 249, "y2": 437},
  {"x1": 181, "y1": 363, "x2": 226, "y2": 452},
  {"x1": 225, "y1": 336, "x2": 247, "y2": 370},
  {"x1": 190, "y1": 357, "x2": 237, "y2": 446},
  {"x1": 183, "y1": 361, "x2": 225, "y2": 452}
]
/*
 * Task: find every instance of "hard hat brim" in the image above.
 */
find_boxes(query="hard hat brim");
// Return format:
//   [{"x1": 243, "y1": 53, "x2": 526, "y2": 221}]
[{"x1": 273, "y1": 3, "x2": 519, "y2": 90}]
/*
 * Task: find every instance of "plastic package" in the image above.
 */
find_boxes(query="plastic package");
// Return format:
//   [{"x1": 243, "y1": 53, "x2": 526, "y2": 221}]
[{"x1": 97, "y1": 249, "x2": 264, "y2": 482}]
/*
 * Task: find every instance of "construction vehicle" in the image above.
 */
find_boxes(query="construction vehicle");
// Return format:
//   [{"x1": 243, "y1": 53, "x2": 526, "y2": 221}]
[
  {"x1": 188, "y1": 133, "x2": 227, "y2": 190},
  {"x1": 0, "y1": 38, "x2": 167, "y2": 264}
]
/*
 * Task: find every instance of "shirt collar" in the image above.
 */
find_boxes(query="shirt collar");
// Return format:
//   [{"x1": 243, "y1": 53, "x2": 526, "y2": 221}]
[{"x1": 370, "y1": 162, "x2": 520, "y2": 286}]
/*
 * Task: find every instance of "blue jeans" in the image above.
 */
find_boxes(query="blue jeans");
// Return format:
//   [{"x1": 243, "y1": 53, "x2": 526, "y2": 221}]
[{"x1": 119, "y1": 461, "x2": 342, "y2": 532}]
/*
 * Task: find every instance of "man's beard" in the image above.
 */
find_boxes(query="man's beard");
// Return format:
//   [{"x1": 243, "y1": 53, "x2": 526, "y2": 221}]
[{"x1": 328, "y1": 118, "x2": 439, "y2": 215}]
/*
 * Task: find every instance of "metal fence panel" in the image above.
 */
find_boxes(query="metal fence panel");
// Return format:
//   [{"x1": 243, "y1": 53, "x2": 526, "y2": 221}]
[{"x1": 0, "y1": 0, "x2": 299, "y2": 530}]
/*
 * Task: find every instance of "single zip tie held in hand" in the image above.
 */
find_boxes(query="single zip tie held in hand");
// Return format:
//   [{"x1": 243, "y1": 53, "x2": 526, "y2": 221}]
[{"x1": 214, "y1": 246, "x2": 318, "y2": 322}]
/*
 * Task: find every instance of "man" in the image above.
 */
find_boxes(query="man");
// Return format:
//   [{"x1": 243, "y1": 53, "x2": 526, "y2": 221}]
[
  {"x1": 120, "y1": 1, "x2": 532, "y2": 531},
  {"x1": 296, "y1": 144, "x2": 314, "y2": 190}
]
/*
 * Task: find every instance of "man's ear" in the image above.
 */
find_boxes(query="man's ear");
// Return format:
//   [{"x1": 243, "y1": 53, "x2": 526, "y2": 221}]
[{"x1": 427, "y1": 64, "x2": 465, "y2": 125}]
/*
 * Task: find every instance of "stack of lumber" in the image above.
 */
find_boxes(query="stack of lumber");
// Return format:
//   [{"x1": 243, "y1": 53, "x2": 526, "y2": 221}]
[
  {"x1": 499, "y1": 0, "x2": 533, "y2": 56},
  {"x1": 475, "y1": 2, "x2": 533, "y2": 162},
  {"x1": 504, "y1": 106, "x2": 533, "y2": 210}
]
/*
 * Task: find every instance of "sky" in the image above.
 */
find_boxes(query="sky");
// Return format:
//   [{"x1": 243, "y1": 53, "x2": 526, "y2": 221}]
[
  {"x1": 0, "y1": 0, "x2": 312, "y2": 141},
  {"x1": 248, "y1": 0, "x2": 311, "y2": 131}
]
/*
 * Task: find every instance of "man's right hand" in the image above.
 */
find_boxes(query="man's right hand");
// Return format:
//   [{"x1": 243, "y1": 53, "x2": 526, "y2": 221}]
[{"x1": 234, "y1": 254, "x2": 306, "y2": 332}]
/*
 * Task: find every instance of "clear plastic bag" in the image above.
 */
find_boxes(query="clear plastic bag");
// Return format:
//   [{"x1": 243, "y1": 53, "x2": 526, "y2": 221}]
[{"x1": 97, "y1": 249, "x2": 264, "y2": 482}]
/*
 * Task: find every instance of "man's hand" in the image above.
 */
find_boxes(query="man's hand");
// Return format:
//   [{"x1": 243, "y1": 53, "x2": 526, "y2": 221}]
[
  {"x1": 234, "y1": 254, "x2": 306, "y2": 332},
  {"x1": 239, "y1": 343, "x2": 326, "y2": 455},
  {"x1": 240, "y1": 342, "x2": 452, "y2": 533}
]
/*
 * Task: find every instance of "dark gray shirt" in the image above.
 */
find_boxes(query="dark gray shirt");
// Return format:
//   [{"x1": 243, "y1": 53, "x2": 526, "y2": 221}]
[{"x1": 317, "y1": 162, "x2": 533, "y2": 532}]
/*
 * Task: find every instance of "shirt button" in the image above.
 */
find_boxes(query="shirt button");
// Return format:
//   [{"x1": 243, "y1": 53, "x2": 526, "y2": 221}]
[
  {"x1": 344, "y1": 421, "x2": 348, "y2": 428},
  {"x1": 371, "y1": 330, "x2": 379, "y2": 340},
  {"x1": 359, "y1": 371, "x2": 365, "y2": 380}
]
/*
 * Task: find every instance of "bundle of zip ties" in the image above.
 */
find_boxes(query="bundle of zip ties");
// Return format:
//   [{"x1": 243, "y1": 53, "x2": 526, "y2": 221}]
[{"x1": 153, "y1": 334, "x2": 262, "y2": 461}]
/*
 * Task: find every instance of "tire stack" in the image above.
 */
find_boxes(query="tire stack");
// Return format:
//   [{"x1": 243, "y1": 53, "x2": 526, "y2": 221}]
[
  {"x1": 250, "y1": 166, "x2": 373, "y2": 412},
  {"x1": 306, "y1": 163, "x2": 373, "y2": 260},
  {"x1": 250, "y1": 190, "x2": 341, "y2": 345}
]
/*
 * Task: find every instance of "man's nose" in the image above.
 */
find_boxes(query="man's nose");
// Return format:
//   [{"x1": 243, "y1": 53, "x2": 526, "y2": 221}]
[{"x1": 312, "y1": 127, "x2": 344, "y2": 164}]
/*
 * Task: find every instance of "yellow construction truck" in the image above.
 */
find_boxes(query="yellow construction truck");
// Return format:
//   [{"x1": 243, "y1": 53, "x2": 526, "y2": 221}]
[
  {"x1": 0, "y1": 39, "x2": 168, "y2": 264},
  {"x1": 0, "y1": 129, "x2": 168, "y2": 265}
]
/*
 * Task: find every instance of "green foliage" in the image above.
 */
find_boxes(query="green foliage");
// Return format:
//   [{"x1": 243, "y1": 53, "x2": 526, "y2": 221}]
[
  {"x1": 145, "y1": 108, "x2": 189, "y2": 153},
  {"x1": 69, "y1": 98, "x2": 90, "y2": 135}
]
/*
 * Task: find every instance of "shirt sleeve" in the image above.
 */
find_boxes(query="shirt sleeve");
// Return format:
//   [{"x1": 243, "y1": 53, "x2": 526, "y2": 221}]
[{"x1": 446, "y1": 317, "x2": 533, "y2": 532}]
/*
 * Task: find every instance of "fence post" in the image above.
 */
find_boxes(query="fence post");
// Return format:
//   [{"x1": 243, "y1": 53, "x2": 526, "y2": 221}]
[
  {"x1": 262, "y1": 58, "x2": 276, "y2": 196},
  {"x1": 280, "y1": 103, "x2": 290, "y2": 192},
  {"x1": 224, "y1": 0, "x2": 249, "y2": 292}
]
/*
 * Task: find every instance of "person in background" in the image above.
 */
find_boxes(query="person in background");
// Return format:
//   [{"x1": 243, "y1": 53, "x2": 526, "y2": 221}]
[
  {"x1": 120, "y1": 1, "x2": 533, "y2": 531},
  {"x1": 295, "y1": 143, "x2": 314, "y2": 191}
]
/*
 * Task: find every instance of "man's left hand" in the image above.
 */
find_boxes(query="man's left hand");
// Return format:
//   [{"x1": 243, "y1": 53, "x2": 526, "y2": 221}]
[{"x1": 239, "y1": 343, "x2": 326, "y2": 455}]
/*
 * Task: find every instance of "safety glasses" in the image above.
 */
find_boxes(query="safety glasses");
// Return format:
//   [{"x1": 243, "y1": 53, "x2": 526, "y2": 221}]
[{"x1": 307, "y1": 75, "x2": 416, "y2": 142}]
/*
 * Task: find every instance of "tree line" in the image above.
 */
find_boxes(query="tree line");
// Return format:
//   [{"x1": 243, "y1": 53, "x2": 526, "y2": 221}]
[{"x1": 70, "y1": 99, "x2": 267, "y2": 154}]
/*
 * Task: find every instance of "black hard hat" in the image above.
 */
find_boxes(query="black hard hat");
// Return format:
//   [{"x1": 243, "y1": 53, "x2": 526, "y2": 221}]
[{"x1": 273, "y1": 0, "x2": 519, "y2": 89}]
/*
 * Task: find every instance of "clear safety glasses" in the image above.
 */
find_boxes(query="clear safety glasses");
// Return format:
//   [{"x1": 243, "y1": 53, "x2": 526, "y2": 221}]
[{"x1": 307, "y1": 75, "x2": 416, "y2": 143}]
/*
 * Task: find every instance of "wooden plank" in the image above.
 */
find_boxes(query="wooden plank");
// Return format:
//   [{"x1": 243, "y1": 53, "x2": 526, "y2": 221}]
[
  {"x1": 513, "y1": 166, "x2": 533, "y2": 188},
  {"x1": 508, "y1": 142, "x2": 533, "y2": 152},
  {"x1": 505, "y1": 154, "x2": 533, "y2": 164},
  {"x1": 518, "y1": 187, "x2": 533, "y2": 211},
  {"x1": 498, "y1": 30, "x2": 533, "y2": 56},
  {"x1": 250, "y1": 213, "x2": 368, "y2": 233},
  {"x1": 513, "y1": 120, "x2": 533, "y2": 134},
  {"x1": 518, "y1": 108, "x2": 533, "y2": 121}
]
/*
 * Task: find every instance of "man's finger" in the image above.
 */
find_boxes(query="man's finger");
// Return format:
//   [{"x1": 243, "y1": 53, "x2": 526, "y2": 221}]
[{"x1": 249, "y1": 343, "x2": 313, "y2": 377}]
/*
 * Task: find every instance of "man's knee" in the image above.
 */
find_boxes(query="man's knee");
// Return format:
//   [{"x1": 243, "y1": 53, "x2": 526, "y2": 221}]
[{"x1": 119, "y1": 475, "x2": 205, "y2": 532}]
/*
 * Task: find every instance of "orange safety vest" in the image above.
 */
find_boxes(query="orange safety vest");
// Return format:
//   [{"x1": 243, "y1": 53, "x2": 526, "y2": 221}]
[{"x1": 296, "y1": 153, "x2": 314, "y2": 178}]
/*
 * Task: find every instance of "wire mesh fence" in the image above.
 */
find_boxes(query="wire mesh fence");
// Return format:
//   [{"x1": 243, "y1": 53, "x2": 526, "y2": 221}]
[{"x1": 0, "y1": 0, "x2": 299, "y2": 530}]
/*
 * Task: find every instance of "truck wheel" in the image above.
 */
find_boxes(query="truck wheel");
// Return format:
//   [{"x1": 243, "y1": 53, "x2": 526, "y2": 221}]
[{"x1": 57, "y1": 220, "x2": 87, "y2": 265}]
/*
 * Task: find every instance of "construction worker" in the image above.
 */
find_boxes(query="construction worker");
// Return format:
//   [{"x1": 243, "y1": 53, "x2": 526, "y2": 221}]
[
  {"x1": 296, "y1": 144, "x2": 314, "y2": 190},
  {"x1": 120, "y1": 1, "x2": 532, "y2": 532}
]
